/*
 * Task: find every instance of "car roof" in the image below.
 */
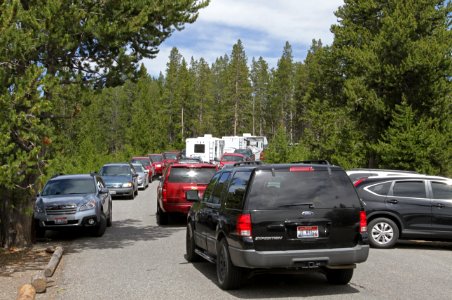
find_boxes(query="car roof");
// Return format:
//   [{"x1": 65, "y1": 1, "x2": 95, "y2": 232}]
[
  {"x1": 131, "y1": 156, "x2": 150, "y2": 160},
  {"x1": 222, "y1": 152, "x2": 245, "y2": 157},
  {"x1": 49, "y1": 174, "x2": 95, "y2": 180},
  {"x1": 224, "y1": 162, "x2": 343, "y2": 172},
  {"x1": 148, "y1": 153, "x2": 162, "y2": 156},
  {"x1": 347, "y1": 168, "x2": 418, "y2": 174},
  {"x1": 355, "y1": 174, "x2": 451, "y2": 186},
  {"x1": 170, "y1": 162, "x2": 216, "y2": 168},
  {"x1": 102, "y1": 163, "x2": 131, "y2": 166}
]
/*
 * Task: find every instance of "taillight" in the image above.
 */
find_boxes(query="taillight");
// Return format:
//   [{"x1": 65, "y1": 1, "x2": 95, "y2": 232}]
[
  {"x1": 289, "y1": 166, "x2": 314, "y2": 172},
  {"x1": 236, "y1": 214, "x2": 252, "y2": 237},
  {"x1": 360, "y1": 211, "x2": 367, "y2": 233},
  {"x1": 353, "y1": 177, "x2": 367, "y2": 187},
  {"x1": 162, "y1": 183, "x2": 167, "y2": 201}
]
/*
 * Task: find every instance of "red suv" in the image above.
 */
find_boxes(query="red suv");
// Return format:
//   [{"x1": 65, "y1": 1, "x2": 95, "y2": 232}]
[
  {"x1": 162, "y1": 151, "x2": 179, "y2": 170},
  {"x1": 156, "y1": 163, "x2": 216, "y2": 225},
  {"x1": 219, "y1": 152, "x2": 246, "y2": 168},
  {"x1": 131, "y1": 156, "x2": 154, "y2": 179},
  {"x1": 148, "y1": 153, "x2": 164, "y2": 176}
]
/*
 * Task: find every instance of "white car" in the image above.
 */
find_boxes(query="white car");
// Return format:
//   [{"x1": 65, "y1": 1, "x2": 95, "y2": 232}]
[{"x1": 346, "y1": 168, "x2": 418, "y2": 184}]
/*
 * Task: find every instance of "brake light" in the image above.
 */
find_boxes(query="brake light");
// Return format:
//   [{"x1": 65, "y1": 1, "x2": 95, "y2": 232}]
[
  {"x1": 162, "y1": 183, "x2": 167, "y2": 201},
  {"x1": 236, "y1": 214, "x2": 252, "y2": 237},
  {"x1": 360, "y1": 211, "x2": 367, "y2": 233},
  {"x1": 290, "y1": 166, "x2": 314, "y2": 172},
  {"x1": 353, "y1": 177, "x2": 367, "y2": 187}
]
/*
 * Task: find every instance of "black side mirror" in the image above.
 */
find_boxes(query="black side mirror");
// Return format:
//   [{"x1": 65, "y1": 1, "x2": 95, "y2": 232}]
[{"x1": 132, "y1": 173, "x2": 138, "y2": 178}]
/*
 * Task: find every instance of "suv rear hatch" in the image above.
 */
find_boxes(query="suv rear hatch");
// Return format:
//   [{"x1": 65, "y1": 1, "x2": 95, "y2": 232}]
[
  {"x1": 246, "y1": 166, "x2": 363, "y2": 251},
  {"x1": 166, "y1": 165, "x2": 217, "y2": 203}
]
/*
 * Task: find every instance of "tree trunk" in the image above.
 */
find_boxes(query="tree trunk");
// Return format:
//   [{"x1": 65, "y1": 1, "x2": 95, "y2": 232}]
[{"x1": 0, "y1": 184, "x2": 35, "y2": 248}]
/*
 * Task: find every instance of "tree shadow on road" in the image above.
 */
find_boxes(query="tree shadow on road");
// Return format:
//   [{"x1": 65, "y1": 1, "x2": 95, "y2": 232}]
[
  {"x1": 191, "y1": 262, "x2": 360, "y2": 299},
  {"x1": 36, "y1": 218, "x2": 183, "y2": 254}
]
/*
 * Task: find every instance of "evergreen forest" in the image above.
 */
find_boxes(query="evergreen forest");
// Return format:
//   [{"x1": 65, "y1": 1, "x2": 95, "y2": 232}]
[{"x1": 0, "y1": 0, "x2": 451, "y2": 248}]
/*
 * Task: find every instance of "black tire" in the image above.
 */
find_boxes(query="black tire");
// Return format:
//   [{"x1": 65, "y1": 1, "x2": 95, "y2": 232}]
[
  {"x1": 186, "y1": 222, "x2": 201, "y2": 262},
  {"x1": 106, "y1": 203, "x2": 112, "y2": 227},
  {"x1": 134, "y1": 186, "x2": 138, "y2": 196},
  {"x1": 216, "y1": 238, "x2": 243, "y2": 290},
  {"x1": 368, "y1": 217, "x2": 399, "y2": 249},
  {"x1": 35, "y1": 224, "x2": 46, "y2": 238},
  {"x1": 129, "y1": 190, "x2": 135, "y2": 200},
  {"x1": 93, "y1": 213, "x2": 107, "y2": 237},
  {"x1": 326, "y1": 268, "x2": 354, "y2": 285},
  {"x1": 156, "y1": 203, "x2": 168, "y2": 225}
]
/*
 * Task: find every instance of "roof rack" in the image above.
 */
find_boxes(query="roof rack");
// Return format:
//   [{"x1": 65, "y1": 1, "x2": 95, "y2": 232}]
[
  {"x1": 291, "y1": 160, "x2": 330, "y2": 165},
  {"x1": 233, "y1": 161, "x2": 263, "y2": 167}
]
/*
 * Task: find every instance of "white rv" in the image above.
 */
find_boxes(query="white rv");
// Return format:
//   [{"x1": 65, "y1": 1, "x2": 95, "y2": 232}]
[
  {"x1": 221, "y1": 134, "x2": 268, "y2": 160},
  {"x1": 185, "y1": 134, "x2": 225, "y2": 163}
]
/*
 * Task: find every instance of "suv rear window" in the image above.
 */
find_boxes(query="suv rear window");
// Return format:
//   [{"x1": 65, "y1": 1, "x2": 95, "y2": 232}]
[
  {"x1": 247, "y1": 169, "x2": 360, "y2": 209},
  {"x1": 168, "y1": 167, "x2": 216, "y2": 184}
]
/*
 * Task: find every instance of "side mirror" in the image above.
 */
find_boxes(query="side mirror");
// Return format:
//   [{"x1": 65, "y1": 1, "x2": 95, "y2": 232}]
[
  {"x1": 144, "y1": 170, "x2": 149, "y2": 174},
  {"x1": 132, "y1": 173, "x2": 138, "y2": 178},
  {"x1": 185, "y1": 190, "x2": 199, "y2": 202}
]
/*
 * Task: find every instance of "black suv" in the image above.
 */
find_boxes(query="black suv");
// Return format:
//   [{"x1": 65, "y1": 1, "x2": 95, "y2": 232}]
[
  {"x1": 354, "y1": 175, "x2": 452, "y2": 248},
  {"x1": 186, "y1": 161, "x2": 369, "y2": 289}
]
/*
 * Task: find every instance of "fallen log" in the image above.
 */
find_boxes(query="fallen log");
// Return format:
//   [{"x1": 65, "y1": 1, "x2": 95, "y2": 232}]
[
  {"x1": 16, "y1": 284, "x2": 36, "y2": 300},
  {"x1": 31, "y1": 271, "x2": 47, "y2": 293},
  {"x1": 44, "y1": 246, "x2": 63, "y2": 277}
]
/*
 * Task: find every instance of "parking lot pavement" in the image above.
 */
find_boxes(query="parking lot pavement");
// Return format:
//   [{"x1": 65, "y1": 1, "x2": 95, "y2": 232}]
[{"x1": 43, "y1": 183, "x2": 452, "y2": 300}]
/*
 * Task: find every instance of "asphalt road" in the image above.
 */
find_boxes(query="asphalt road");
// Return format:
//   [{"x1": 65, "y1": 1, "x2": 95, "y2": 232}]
[{"x1": 47, "y1": 181, "x2": 452, "y2": 300}]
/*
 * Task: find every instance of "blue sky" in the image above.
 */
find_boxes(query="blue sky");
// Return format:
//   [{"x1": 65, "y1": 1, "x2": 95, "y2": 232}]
[{"x1": 142, "y1": 0, "x2": 344, "y2": 77}]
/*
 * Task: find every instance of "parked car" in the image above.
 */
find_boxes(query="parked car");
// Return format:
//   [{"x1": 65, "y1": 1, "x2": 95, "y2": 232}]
[
  {"x1": 131, "y1": 156, "x2": 154, "y2": 179},
  {"x1": 132, "y1": 163, "x2": 149, "y2": 190},
  {"x1": 186, "y1": 161, "x2": 369, "y2": 289},
  {"x1": 34, "y1": 173, "x2": 112, "y2": 237},
  {"x1": 346, "y1": 168, "x2": 418, "y2": 184},
  {"x1": 148, "y1": 153, "x2": 164, "y2": 176},
  {"x1": 233, "y1": 148, "x2": 255, "y2": 161},
  {"x1": 156, "y1": 162, "x2": 217, "y2": 225},
  {"x1": 219, "y1": 152, "x2": 246, "y2": 168},
  {"x1": 162, "y1": 151, "x2": 180, "y2": 170},
  {"x1": 99, "y1": 163, "x2": 138, "y2": 199},
  {"x1": 354, "y1": 175, "x2": 452, "y2": 248}
]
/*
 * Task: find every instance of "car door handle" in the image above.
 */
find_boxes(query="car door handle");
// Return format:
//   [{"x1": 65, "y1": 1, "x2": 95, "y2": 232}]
[
  {"x1": 387, "y1": 199, "x2": 398, "y2": 204},
  {"x1": 434, "y1": 203, "x2": 445, "y2": 208}
]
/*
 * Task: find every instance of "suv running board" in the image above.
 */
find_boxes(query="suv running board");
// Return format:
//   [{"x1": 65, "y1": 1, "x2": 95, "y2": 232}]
[{"x1": 195, "y1": 249, "x2": 216, "y2": 264}]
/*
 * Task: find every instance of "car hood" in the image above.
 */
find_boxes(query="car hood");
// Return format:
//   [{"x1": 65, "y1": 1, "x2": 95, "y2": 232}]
[
  {"x1": 101, "y1": 175, "x2": 131, "y2": 184},
  {"x1": 38, "y1": 194, "x2": 94, "y2": 206}
]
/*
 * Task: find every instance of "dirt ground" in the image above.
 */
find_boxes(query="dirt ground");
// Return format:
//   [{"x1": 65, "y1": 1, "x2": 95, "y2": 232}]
[{"x1": 0, "y1": 244, "x2": 63, "y2": 300}]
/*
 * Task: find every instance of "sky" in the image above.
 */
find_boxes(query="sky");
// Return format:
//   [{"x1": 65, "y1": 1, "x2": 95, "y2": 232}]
[{"x1": 142, "y1": 0, "x2": 344, "y2": 77}]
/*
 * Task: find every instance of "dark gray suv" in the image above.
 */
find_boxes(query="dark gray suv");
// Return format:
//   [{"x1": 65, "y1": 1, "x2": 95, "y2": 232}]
[{"x1": 186, "y1": 161, "x2": 369, "y2": 289}]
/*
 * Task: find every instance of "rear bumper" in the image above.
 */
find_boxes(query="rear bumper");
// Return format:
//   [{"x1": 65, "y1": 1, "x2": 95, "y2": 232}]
[
  {"x1": 162, "y1": 203, "x2": 192, "y2": 214},
  {"x1": 228, "y1": 244, "x2": 369, "y2": 269}
]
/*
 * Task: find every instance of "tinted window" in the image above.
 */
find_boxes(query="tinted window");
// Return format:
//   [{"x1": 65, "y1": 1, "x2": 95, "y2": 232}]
[
  {"x1": 367, "y1": 181, "x2": 392, "y2": 196},
  {"x1": 247, "y1": 169, "x2": 360, "y2": 209},
  {"x1": 149, "y1": 155, "x2": 163, "y2": 162},
  {"x1": 393, "y1": 181, "x2": 426, "y2": 198},
  {"x1": 194, "y1": 144, "x2": 205, "y2": 153},
  {"x1": 163, "y1": 153, "x2": 178, "y2": 160},
  {"x1": 203, "y1": 173, "x2": 220, "y2": 202},
  {"x1": 131, "y1": 158, "x2": 150, "y2": 167},
  {"x1": 211, "y1": 172, "x2": 231, "y2": 204},
  {"x1": 226, "y1": 171, "x2": 252, "y2": 209},
  {"x1": 222, "y1": 155, "x2": 244, "y2": 162},
  {"x1": 132, "y1": 164, "x2": 145, "y2": 172},
  {"x1": 100, "y1": 165, "x2": 131, "y2": 176},
  {"x1": 42, "y1": 178, "x2": 96, "y2": 196},
  {"x1": 168, "y1": 167, "x2": 216, "y2": 184},
  {"x1": 431, "y1": 182, "x2": 452, "y2": 199}
]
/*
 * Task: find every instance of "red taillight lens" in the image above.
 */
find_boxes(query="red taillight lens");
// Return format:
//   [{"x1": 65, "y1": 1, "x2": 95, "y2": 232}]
[
  {"x1": 360, "y1": 211, "x2": 367, "y2": 233},
  {"x1": 162, "y1": 184, "x2": 167, "y2": 201},
  {"x1": 236, "y1": 214, "x2": 252, "y2": 237},
  {"x1": 289, "y1": 166, "x2": 314, "y2": 172}
]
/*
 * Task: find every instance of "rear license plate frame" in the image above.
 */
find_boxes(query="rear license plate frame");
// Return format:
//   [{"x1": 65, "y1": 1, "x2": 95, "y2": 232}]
[{"x1": 297, "y1": 225, "x2": 319, "y2": 238}]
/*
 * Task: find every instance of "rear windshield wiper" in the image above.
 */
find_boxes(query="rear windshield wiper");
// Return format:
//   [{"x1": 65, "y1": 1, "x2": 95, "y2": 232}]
[{"x1": 278, "y1": 203, "x2": 315, "y2": 208}]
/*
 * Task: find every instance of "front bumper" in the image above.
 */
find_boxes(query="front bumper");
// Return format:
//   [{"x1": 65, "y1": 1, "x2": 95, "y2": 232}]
[
  {"x1": 34, "y1": 210, "x2": 99, "y2": 229},
  {"x1": 228, "y1": 244, "x2": 369, "y2": 269},
  {"x1": 107, "y1": 187, "x2": 134, "y2": 196}
]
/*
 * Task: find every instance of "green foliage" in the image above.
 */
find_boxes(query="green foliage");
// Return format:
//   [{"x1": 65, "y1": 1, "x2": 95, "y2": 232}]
[{"x1": 265, "y1": 127, "x2": 290, "y2": 163}]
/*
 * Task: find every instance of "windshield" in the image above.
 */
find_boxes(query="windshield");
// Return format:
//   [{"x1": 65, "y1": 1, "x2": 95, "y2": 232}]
[
  {"x1": 42, "y1": 178, "x2": 96, "y2": 196},
  {"x1": 234, "y1": 149, "x2": 249, "y2": 156},
  {"x1": 132, "y1": 164, "x2": 145, "y2": 172},
  {"x1": 131, "y1": 158, "x2": 150, "y2": 167},
  {"x1": 168, "y1": 167, "x2": 216, "y2": 184},
  {"x1": 163, "y1": 153, "x2": 178, "y2": 160},
  {"x1": 222, "y1": 155, "x2": 244, "y2": 162},
  {"x1": 149, "y1": 155, "x2": 163, "y2": 162},
  {"x1": 247, "y1": 169, "x2": 360, "y2": 209},
  {"x1": 100, "y1": 165, "x2": 131, "y2": 176}
]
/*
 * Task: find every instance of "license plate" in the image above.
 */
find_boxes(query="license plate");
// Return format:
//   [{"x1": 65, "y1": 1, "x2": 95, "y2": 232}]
[
  {"x1": 54, "y1": 217, "x2": 67, "y2": 225},
  {"x1": 297, "y1": 226, "x2": 319, "y2": 238}
]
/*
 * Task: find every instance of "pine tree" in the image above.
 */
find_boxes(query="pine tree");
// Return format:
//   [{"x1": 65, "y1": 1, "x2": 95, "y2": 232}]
[{"x1": 250, "y1": 57, "x2": 270, "y2": 136}]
